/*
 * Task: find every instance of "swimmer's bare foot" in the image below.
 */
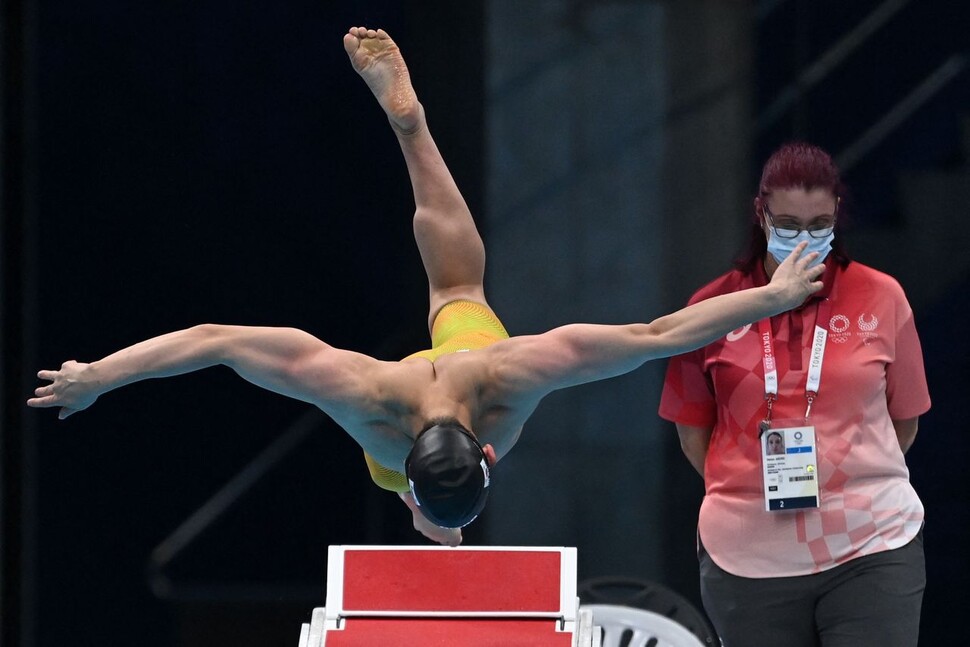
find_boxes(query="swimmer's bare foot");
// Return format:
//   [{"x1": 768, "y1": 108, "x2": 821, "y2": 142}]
[{"x1": 344, "y1": 27, "x2": 421, "y2": 134}]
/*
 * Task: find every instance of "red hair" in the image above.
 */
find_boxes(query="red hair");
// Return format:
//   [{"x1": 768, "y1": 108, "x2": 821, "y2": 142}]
[{"x1": 735, "y1": 142, "x2": 851, "y2": 272}]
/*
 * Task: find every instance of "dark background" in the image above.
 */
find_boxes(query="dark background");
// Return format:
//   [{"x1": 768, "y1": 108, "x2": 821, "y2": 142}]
[
  {"x1": 3, "y1": 1, "x2": 967, "y2": 645},
  {"x1": 4, "y1": 2, "x2": 486, "y2": 644}
]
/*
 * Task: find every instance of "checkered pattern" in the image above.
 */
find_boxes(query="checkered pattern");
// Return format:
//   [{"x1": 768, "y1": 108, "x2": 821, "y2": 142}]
[{"x1": 660, "y1": 260, "x2": 930, "y2": 577}]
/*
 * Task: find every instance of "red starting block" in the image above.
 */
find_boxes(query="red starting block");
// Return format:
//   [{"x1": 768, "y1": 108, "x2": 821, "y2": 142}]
[{"x1": 298, "y1": 545, "x2": 593, "y2": 646}]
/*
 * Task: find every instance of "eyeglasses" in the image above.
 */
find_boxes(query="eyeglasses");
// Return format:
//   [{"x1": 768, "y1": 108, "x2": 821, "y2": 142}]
[{"x1": 763, "y1": 199, "x2": 839, "y2": 239}]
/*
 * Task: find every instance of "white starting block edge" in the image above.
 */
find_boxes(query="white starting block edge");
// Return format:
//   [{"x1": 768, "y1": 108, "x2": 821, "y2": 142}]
[
  {"x1": 300, "y1": 606, "x2": 595, "y2": 647},
  {"x1": 299, "y1": 608, "x2": 327, "y2": 647},
  {"x1": 324, "y1": 545, "x2": 579, "y2": 633}
]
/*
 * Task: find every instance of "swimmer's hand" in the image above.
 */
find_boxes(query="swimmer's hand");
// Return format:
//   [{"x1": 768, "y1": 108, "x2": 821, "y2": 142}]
[
  {"x1": 768, "y1": 240, "x2": 825, "y2": 308},
  {"x1": 412, "y1": 509, "x2": 462, "y2": 547},
  {"x1": 399, "y1": 491, "x2": 462, "y2": 546},
  {"x1": 27, "y1": 360, "x2": 101, "y2": 419}
]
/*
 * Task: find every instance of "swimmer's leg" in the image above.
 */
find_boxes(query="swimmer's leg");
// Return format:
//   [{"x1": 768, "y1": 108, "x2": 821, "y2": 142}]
[{"x1": 344, "y1": 27, "x2": 488, "y2": 333}]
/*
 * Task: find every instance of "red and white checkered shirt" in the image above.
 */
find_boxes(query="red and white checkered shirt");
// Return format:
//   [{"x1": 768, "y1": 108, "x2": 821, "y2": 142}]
[{"x1": 660, "y1": 259, "x2": 930, "y2": 577}]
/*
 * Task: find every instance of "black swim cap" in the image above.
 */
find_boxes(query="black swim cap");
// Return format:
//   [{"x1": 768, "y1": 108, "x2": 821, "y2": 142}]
[{"x1": 405, "y1": 421, "x2": 490, "y2": 529}]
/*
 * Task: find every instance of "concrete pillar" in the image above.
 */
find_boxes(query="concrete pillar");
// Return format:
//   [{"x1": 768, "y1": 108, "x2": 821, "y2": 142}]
[{"x1": 483, "y1": 0, "x2": 753, "y2": 584}]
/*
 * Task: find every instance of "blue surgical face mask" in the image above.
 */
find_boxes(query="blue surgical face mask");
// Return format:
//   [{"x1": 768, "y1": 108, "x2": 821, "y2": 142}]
[{"x1": 766, "y1": 227, "x2": 834, "y2": 266}]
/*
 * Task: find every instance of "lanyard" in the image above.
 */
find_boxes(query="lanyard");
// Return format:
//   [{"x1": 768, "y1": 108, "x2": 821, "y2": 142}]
[{"x1": 758, "y1": 298, "x2": 832, "y2": 431}]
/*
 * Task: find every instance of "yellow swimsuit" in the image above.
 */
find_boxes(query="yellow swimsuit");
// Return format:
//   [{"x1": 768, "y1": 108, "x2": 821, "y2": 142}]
[{"x1": 363, "y1": 300, "x2": 510, "y2": 492}]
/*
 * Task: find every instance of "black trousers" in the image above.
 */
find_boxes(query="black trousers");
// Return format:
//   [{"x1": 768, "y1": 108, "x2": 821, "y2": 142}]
[{"x1": 699, "y1": 530, "x2": 925, "y2": 647}]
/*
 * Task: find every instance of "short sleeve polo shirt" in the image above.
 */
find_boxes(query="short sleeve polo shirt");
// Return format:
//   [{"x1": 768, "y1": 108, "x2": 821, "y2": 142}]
[{"x1": 660, "y1": 259, "x2": 931, "y2": 577}]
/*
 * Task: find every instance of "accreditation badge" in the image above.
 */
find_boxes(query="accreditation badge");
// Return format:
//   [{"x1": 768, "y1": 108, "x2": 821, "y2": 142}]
[{"x1": 762, "y1": 422, "x2": 819, "y2": 511}]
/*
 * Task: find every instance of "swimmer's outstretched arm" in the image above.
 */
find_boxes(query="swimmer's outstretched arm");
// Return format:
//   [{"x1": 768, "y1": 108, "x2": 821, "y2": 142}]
[
  {"x1": 492, "y1": 243, "x2": 824, "y2": 399},
  {"x1": 27, "y1": 324, "x2": 380, "y2": 420}
]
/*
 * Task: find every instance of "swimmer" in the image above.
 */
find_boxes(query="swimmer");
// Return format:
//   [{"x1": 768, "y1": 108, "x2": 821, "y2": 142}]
[{"x1": 28, "y1": 27, "x2": 824, "y2": 546}]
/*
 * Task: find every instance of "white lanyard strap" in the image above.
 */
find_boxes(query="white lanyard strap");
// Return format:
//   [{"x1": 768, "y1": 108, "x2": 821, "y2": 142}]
[
  {"x1": 757, "y1": 298, "x2": 831, "y2": 422},
  {"x1": 806, "y1": 323, "x2": 828, "y2": 391},
  {"x1": 760, "y1": 324, "x2": 778, "y2": 397}
]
